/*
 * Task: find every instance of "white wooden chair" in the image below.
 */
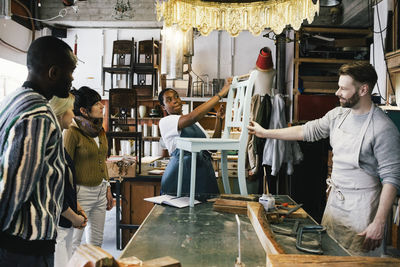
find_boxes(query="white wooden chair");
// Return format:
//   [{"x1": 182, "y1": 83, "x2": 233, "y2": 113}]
[{"x1": 175, "y1": 71, "x2": 257, "y2": 206}]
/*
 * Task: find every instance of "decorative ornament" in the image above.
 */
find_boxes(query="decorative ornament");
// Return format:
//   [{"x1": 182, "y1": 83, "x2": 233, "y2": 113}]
[
  {"x1": 113, "y1": 0, "x2": 133, "y2": 20},
  {"x1": 156, "y1": 0, "x2": 319, "y2": 37}
]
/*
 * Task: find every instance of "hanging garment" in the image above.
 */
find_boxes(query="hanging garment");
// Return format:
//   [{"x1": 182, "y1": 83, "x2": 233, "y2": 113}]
[
  {"x1": 161, "y1": 123, "x2": 219, "y2": 199},
  {"x1": 262, "y1": 94, "x2": 303, "y2": 175},
  {"x1": 322, "y1": 104, "x2": 383, "y2": 256},
  {"x1": 247, "y1": 94, "x2": 271, "y2": 175}
]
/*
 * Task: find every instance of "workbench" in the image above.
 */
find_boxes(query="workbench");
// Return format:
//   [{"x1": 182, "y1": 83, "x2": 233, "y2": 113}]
[{"x1": 118, "y1": 196, "x2": 349, "y2": 266}]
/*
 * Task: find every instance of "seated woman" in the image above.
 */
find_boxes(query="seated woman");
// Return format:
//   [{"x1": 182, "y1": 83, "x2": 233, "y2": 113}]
[{"x1": 158, "y1": 78, "x2": 231, "y2": 199}]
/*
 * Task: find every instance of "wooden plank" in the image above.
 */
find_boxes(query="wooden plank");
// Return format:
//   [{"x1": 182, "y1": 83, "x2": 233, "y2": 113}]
[
  {"x1": 213, "y1": 198, "x2": 248, "y2": 215},
  {"x1": 302, "y1": 88, "x2": 337, "y2": 94},
  {"x1": 300, "y1": 27, "x2": 371, "y2": 35},
  {"x1": 67, "y1": 244, "x2": 117, "y2": 267},
  {"x1": 247, "y1": 202, "x2": 285, "y2": 255},
  {"x1": 300, "y1": 76, "x2": 338, "y2": 82},
  {"x1": 267, "y1": 254, "x2": 400, "y2": 267},
  {"x1": 303, "y1": 81, "x2": 338, "y2": 89},
  {"x1": 295, "y1": 58, "x2": 369, "y2": 64},
  {"x1": 220, "y1": 193, "x2": 258, "y2": 202}
]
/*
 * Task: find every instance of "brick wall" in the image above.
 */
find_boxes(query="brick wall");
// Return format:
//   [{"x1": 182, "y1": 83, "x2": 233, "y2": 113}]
[{"x1": 40, "y1": 0, "x2": 156, "y2": 22}]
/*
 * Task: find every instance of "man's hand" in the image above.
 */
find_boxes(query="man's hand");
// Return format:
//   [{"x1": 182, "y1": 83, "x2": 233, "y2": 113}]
[
  {"x1": 106, "y1": 186, "x2": 114, "y2": 211},
  {"x1": 357, "y1": 220, "x2": 385, "y2": 251},
  {"x1": 247, "y1": 121, "x2": 266, "y2": 138}
]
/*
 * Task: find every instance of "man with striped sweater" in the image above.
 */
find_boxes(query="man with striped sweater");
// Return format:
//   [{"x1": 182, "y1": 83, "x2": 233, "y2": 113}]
[{"x1": 0, "y1": 36, "x2": 76, "y2": 267}]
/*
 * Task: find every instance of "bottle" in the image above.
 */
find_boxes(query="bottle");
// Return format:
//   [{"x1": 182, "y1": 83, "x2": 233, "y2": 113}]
[{"x1": 259, "y1": 194, "x2": 275, "y2": 212}]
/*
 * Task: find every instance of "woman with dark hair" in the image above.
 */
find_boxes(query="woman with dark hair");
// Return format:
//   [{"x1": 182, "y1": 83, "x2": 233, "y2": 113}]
[
  {"x1": 158, "y1": 78, "x2": 231, "y2": 199},
  {"x1": 65, "y1": 86, "x2": 113, "y2": 252}
]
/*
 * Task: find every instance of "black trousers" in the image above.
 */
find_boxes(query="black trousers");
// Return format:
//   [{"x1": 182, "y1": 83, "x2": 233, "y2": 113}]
[{"x1": 0, "y1": 248, "x2": 54, "y2": 267}]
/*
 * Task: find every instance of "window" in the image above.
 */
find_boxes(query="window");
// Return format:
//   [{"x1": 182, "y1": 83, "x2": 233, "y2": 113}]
[{"x1": 0, "y1": 58, "x2": 27, "y2": 101}]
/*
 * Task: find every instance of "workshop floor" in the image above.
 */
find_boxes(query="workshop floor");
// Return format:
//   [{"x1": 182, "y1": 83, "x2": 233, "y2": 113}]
[
  {"x1": 102, "y1": 207, "x2": 121, "y2": 259},
  {"x1": 79, "y1": 207, "x2": 121, "y2": 259}
]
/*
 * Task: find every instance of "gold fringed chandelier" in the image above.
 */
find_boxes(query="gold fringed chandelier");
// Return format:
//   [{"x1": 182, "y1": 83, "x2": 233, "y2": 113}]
[{"x1": 156, "y1": 0, "x2": 319, "y2": 37}]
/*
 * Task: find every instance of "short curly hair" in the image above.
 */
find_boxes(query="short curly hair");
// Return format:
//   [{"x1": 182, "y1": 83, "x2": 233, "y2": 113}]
[{"x1": 339, "y1": 62, "x2": 377, "y2": 93}]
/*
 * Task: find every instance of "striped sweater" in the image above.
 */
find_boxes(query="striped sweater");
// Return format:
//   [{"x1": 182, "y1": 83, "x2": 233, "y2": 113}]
[{"x1": 0, "y1": 84, "x2": 65, "y2": 253}]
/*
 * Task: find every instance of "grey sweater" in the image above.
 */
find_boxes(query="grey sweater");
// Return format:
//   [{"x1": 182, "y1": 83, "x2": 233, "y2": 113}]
[{"x1": 303, "y1": 105, "x2": 400, "y2": 190}]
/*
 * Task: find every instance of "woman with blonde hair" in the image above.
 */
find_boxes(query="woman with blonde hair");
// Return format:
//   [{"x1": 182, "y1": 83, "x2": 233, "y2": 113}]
[{"x1": 49, "y1": 93, "x2": 87, "y2": 267}]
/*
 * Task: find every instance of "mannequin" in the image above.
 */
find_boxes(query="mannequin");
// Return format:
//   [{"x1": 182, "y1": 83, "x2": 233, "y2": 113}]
[{"x1": 253, "y1": 47, "x2": 276, "y2": 96}]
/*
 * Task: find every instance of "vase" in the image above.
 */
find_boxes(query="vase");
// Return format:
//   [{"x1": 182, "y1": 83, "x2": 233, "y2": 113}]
[{"x1": 139, "y1": 105, "x2": 146, "y2": 118}]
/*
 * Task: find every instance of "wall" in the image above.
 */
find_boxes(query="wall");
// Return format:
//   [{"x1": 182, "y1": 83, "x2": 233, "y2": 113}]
[
  {"x1": 372, "y1": 0, "x2": 390, "y2": 103},
  {"x1": 63, "y1": 27, "x2": 291, "y2": 100},
  {"x1": 0, "y1": 18, "x2": 39, "y2": 65}
]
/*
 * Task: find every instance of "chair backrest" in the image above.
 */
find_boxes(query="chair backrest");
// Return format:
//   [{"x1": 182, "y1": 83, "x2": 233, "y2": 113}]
[
  {"x1": 111, "y1": 38, "x2": 135, "y2": 68},
  {"x1": 108, "y1": 88, "x2": 138, "y2": 131},
  {"x1": 138, "y1": 38, "x2": 160, "y2": 66},
  {"x1": 222, "y1": 70, "x2": 257, "y2": 144}
]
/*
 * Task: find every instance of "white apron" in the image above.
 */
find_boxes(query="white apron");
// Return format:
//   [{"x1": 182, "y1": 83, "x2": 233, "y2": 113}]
[{"x1": 322, "y1": 104, "x2": 382, "y2": 256}]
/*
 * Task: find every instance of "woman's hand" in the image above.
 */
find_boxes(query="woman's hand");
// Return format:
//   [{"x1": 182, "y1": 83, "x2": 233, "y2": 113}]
[
  {"x1": 72, "y1": 214, "x2": 87, "y2": 229},
  {"x1": 216, "y1": 105, "x2": 225, "y2": 120},
  {"x1": 106, "y1": 186, "x2": 114, "y2": 211},
  {"x1": 218, "y1": 77, "x2": 233, "y2": 98}
]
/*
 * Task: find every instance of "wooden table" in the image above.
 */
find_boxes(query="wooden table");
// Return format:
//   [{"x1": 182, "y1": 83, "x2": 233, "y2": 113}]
[
  {"x1": 112, "y1": 163, "x2": 162, "y2": 249},
  {"x1": 119, "y1": 197, "x2": 350, "y2": 266},
  {"x1": 119, "y1": 202, "x2": 266, "y2": 266}
]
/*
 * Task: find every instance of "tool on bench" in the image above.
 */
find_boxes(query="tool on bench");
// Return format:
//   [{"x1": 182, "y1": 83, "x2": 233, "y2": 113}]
[
  {"x1": 296, "y1": 225, "x2": 325, "y2": 255},
  {"x1": 276, "y1": 204, "x2": 303, "y2": 216},
  {"x1": 259, "y1": 166, "x2": 275, "y2": 212},
  {"x1": 270, "y1": 220, "x2": 325, "y2": 255},
  {"x1": 234, "y1": 215, "x2": 245, "y2": 267}
]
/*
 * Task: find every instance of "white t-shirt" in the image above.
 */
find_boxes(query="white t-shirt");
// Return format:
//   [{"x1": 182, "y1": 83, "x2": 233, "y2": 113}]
[{"x1": 159, "y1": 114, "x2": 209, "y2": 154}]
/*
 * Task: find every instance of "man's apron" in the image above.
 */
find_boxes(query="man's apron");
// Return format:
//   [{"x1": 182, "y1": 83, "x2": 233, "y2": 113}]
[{"x1": 322, "y1": 104, "x2": 382, "y2": 256}]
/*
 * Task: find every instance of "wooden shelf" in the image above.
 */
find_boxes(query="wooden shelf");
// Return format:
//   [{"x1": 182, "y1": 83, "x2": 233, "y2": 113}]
[
  {"x1": 295, "y1": 58, "x2": 369, "y2": 64},
  {"x1": 293, "y1": 26, "x2": 371, "y2": 122}
]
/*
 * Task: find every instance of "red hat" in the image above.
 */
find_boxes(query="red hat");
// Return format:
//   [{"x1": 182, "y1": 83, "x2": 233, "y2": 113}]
[{"x1": 256, "y1": 47, "x2": 273, "y2": 71}]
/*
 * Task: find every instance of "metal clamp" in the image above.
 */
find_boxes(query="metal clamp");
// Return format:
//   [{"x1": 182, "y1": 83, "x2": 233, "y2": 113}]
[{"x1": 296, "y1": 225, "x2": 325, "y2": 255}]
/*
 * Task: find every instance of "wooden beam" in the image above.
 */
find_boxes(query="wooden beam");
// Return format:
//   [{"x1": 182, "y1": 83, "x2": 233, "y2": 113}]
[
  {"x1": 247, "y1": 202, "x2": 285, "y2": 255},
  {"x1": 267, "y1": 254, "x2": 400, "y2": 267}
]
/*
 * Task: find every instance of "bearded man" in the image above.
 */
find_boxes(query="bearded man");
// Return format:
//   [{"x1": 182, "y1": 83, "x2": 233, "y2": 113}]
[{"x1": 248, "y1": 62, "x2": 400, "y2": 256}]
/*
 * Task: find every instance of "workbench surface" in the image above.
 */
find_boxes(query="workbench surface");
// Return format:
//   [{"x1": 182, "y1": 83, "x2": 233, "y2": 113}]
[
  {"x1": 119, "y1": 198, "x2": 349, "y2": 266},
  {"x1": 119, "y1": 202, "x2": 266, "y2": 266}
]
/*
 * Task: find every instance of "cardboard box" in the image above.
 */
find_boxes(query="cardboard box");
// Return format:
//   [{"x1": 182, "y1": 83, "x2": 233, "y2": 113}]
[{"x1": 106, "y1": 156, "x2": 136, "y2": 178}]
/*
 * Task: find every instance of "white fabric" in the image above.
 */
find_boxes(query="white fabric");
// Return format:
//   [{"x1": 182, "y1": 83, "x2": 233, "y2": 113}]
[
  {"x1": 55, "y1": 226, "x2": 74, "y2": 267},
  {"x1": 93, "y1": 136, "x2": 100, "y2": 148},
  {"x1": 72, "y1": 182, "x2": 107, "y2": 253},
  {"x1": 159, "y1": 114, "x2": 208, "y2": 154},
  {"x1": 253, "y1": 69, "x2": 276, "y2": 96},
  {"x1": 322, "y1": 104, "x2": 383, "y2": 256},
  {"x1": 262, "y1": 94, "x2": 303, "y2": 175}
]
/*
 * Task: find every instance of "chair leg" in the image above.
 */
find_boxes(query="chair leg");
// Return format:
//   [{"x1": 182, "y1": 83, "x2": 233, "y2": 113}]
[
  {"x1": 177, "y1": 149, "x2": 184, "y2": 197},
  {"x1": 221, "y1": 150, "x2": 231, "y2": 194},
  {"x1": 237, "y1": 150, "x2": 248, "y2": 196},
  {"x1": 189, "y1": 152, "x2": 197, "y2": 207}
]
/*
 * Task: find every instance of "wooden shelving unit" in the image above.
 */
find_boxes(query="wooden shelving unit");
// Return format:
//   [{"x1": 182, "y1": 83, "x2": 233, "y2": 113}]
[{"x1": 293, "y1": 26, "x2": 372, "y2": 122}]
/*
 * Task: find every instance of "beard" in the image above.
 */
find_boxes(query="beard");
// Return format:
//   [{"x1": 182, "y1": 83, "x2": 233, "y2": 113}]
[{"x1": 339, "y1": 91, "x2": 360, "y2": 108}]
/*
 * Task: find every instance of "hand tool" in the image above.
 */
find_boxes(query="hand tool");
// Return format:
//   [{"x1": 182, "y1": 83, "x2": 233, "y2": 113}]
[{"x1": 296, "y1": 225, "x2": 325, "y2": 255}]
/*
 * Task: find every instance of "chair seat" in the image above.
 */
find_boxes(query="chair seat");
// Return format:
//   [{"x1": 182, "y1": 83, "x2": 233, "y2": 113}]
[
  {"x1": 176, "y1": 137, "x2": 240, "y2": 152},
  {"x1": 103, "y1": 67, "x2": 131, "y2": 74}
]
